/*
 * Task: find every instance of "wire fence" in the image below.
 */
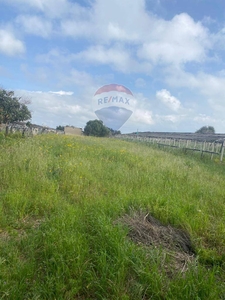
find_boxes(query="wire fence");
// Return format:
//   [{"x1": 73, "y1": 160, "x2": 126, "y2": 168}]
[{"x1": 116, "y1": 134, "x2": 225, "y2": 162}]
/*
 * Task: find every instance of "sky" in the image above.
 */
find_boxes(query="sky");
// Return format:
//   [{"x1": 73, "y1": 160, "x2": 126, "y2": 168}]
[{"x1": 1, "y1": 0, "x2": 225, "y2": 133}]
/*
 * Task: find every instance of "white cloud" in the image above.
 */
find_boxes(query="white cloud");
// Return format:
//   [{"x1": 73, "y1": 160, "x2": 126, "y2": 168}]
[
  {"x1": 16, "y1": 89, "x2": 93, "y2": 128},
  {"x1": 138, "y1": 13, "x2": 211, "y2": 65},
  {"x1": 162, "y1": 115, "x2": 182, "y2": 123},
  {"x1": 75, "y1": 45, "x2": 132, "y2": 72},
  {"x1": 74, "y1": 45, "x2": 151, "y2": 73},
  {"x1": 36, "y1": 49, "x2": 68, "y2": 64},
  {"x1": 193, "y1": 114, "x2": 216, "y2": 124},
  {"x1": 16, "y1": 15, "x2": 53, "y2": 38},
  {"x1": 213, "y1": 26, "x2": 225, "y2": 50},
  {"x1": 58, "y1": 4, "x2": 213, "y2": 69},
  {"x1": 60, "y1": 19, "x2": 92, "y2": 38},
  {"x1": 1, "y1": 0, "x2": 74, "y2": 18},
  {"x1": 12, "y1": 0, "x2": 211, "y2": 68},
  {"x1": 3, "y1": 0, "x2": 50, "y2": 9},
  {"x1": 91, "y1": 0, "x2": 150, "y2": 42},
  {"x1": 64, "y1": 69, "x2": 94, "y2": 87},
  {"x1": 156, "y1": 89, "x2": 181, "y2": 111},
  {"x1": 36, "y1": 46, "x2": 152, "y2": 74},
  {"x1": 162, "y1": 67, "x2": 225, "y2": 131},
  {"x1": 49, "y1": 91, "x2": 74, "y2": 96},
  {"x1": 132, "y1": 109, "x2": 154, "y2": 125},
  {"x1": 165, "y1": 67, "x2": 225, "y2": 111},
  {"x1": 0, "y1": 29, "x2": 25, "y2": 56},
  {"x1": 2, "y1": 0, "x2": 215, "y2": 70}
]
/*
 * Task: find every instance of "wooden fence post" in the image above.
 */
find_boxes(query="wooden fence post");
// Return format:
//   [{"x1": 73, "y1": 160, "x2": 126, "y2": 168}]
[
  {"x1": 211, "y1": 143, "x2": 215, "y2": 160},
  {"x1": 201, "y1": 141, "x2": 206, "y2": 158},
  {"x1": 220, "y1": 141, "x2": 225, "y2": 162},
  {"x1": 186, "y1": 140, "x2": 189, "y2": 148},
  {"x1": 194, "y1": 140, "x2": 196, "y2": 149}
]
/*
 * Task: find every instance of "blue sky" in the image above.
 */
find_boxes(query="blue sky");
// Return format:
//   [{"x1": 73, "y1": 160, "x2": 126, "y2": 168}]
[{"x1": 1, "y1": 0, "x2": 225, "y2": 133}]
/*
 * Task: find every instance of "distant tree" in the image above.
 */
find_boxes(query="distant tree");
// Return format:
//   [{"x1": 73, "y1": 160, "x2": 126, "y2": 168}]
[
  {"x1": 108, "y1": 128, "x2": 121, "y2": 136},
  {"x1": 84, "y1": 120, "x2": 110, "y2": 137},
  {"x1": 195, "y1": 126, "x2": 215, "y2": 134},
  {"x1": 26, "y1": 121, "x2": 32, "y2": 128},
  {"x1": 56, "y1": 125, "x2": 64, "y2": 131},
  {"x1": 0, "y1": 89, "x2": 31, "y2": 134}
]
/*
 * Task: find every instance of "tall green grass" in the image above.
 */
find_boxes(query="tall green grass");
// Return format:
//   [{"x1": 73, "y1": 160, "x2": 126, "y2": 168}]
[{"x1": 0, "y1": 134, "x2": 224, "y2": 299}]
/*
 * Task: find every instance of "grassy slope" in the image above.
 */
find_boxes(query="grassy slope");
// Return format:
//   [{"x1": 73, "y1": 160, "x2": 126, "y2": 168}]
[{"x1": 0, "y1": 133, "x2": 224, "y2": 299}]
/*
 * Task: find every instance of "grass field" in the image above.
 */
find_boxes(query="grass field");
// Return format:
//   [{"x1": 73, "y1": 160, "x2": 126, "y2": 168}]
[{"x1": 0, "y1": 133, "x2": 225, "y2": 299}]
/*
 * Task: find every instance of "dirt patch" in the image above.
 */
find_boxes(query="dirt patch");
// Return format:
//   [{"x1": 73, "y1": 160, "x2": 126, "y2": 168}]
[
  {"x1": 0, "y1": 217, "x2": 44, "y2": 242},
  {"x1": 118, "y1": 211, "x2": 196, "y2": 276},
  {"x1": 19, "y1": 216, "x2": 44, "y2": 229},
  {"x1": 0, "y1": 231, "x2": 10, "y2": 241}
]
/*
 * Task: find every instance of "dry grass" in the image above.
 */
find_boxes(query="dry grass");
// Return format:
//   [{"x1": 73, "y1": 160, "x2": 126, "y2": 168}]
[{"x1": 118, "y1": 211, "x2": 196, "y2": 277}]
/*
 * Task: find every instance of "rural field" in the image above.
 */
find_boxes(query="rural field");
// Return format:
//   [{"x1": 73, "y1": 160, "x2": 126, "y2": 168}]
[{"x1": 0, "y1": 133, "x2": 225, "y2": 300}]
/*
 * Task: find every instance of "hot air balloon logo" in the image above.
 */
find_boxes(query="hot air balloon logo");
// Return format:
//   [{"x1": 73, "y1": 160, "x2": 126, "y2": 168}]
[{"x1": 93, "y1": 84, "x2": 134, "y2": 130}]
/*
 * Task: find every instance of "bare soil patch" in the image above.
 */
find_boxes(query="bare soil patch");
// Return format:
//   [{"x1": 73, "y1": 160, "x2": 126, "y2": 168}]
[
  {"x1": 118, "y1": 211, "x2": 196, "y2": 276},
  {"x1": 0, "y1": 217, "x2": 44, "y2": 242}
]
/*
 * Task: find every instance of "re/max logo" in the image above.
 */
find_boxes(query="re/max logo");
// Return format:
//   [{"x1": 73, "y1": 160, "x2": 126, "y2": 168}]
[{"x1": 98, "y1": 96, "x2": 130, "y2": 105}]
